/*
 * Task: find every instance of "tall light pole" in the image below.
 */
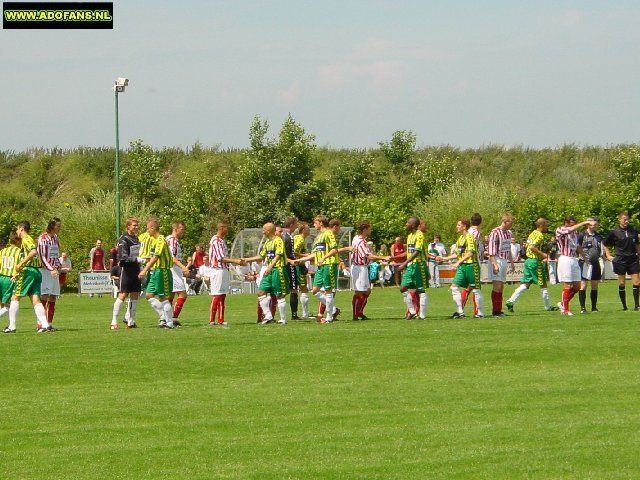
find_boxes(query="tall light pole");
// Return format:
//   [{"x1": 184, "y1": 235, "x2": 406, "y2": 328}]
[{"x1": 113, "y1": 77, "x2": 129, "y2": 240}]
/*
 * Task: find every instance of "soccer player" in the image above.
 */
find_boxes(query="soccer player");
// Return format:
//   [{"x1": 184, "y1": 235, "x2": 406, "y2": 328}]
[
  {"x1": 293, "y1": 222, "x2": 311, "y2": 318},
  {"x1": 37, "y1": 217, "x2": 62, "y2": 327},
  {"x1": 207, "y1": 222, "x2": 244, "y2": 326},
  {"x1": 396, "y1": 217, "x2": 429, "y2": 320},
  {"x1": 486, "y1": 214, "x2": 516, "y2": 317},
  {"x1": 282, "y1": 217, "x2": 301, "y2": 319},
  {"x1": 438, "y1": 218, "x2": 484, "y2": 319},
  {"x1": 110, "y1": 217, "x2": 143, "y2": 329},
  {"x1": 166, "y1": 220, "x2": 190, "y2": 327},
  {"x1": 136, "y1": 221, "x2": 163, "y2": 325},
  {"x1": 464, "y1": 213, "x2": 483, "y2": 315},
  {"x1": 349, "y1": 221, "x2": 391, "y2": 320},
  {"x1": 577, "y1": 217, "x2": 605, "y2": 313},
  {"x1": 244, "y1": 222, "x2": 290, "y2": 324},
  {"x1": 604, "y1": 211, "x2": 640, "y2": 311},
  {"x1": 555, "y1": 216, "x2": 592, "y2": 315},
  {"x1": 296, "y1": 215, "x2": 342, "y2": 323},
  {"x1": 138, "y1": 218, "x2": 176, "y2": 328},
  {"x1": 8, "y1": 221, "x2": 51, "y2": 333},
  {"x1": 1, "y1": 235, "x2": 21, "y2": 332},
  {"x1": 505, "y1": 218, "x2": 557, "y2": 313}
]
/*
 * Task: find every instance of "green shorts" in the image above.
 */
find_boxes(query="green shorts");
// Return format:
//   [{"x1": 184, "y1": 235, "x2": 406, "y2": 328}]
[
  {"x1": 0, "y1": 275, "x2": 15, "y2": 304},
  {"x1": 313, "y1": 264, "x2": 338, "y2": 291},
  {"x1": 258, "y1": 266, "x2": 289, "y2": 297},
  {"x1": 400, "y1": 262, "x2": 429, "y2": 293},
  {"x1": 452, "y1": 263, "x2": 480, "y2": 289},
  {"x1": 13, "y1": 267, "x2": 42, "y2": 298},
  {"x1": 146, "y1": 268, "x2": 173, "y2": 298},
  {"x1": 296, "y1": 265, "x2": 308, "y2": 289},
  {"x1": 522, "y1": 258, "x2": 548, "y2": 285},
  {"x1": 141, "y1": 271, "x2": 151, "y2": 292}
]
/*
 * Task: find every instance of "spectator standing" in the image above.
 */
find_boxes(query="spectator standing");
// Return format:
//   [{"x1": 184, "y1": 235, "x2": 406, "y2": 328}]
[
  {"x1": 108, "y1": 243, "x2": 118, "y2": 270},
  {"x1": 190, "y1": 244, "x2": 206, "y2": 269},
  {"x1": 58, "y1": 252, "x2": 72, "y2": 289},
  {"x1": 89, "y1": 239, "x2": 106, "y2": 271},
  {"x1": 390, "y1": 237, "x2": 406, "y2": 287},
  {"x1": 427, "y1": 235, "x2": 447, "y2": 288}
]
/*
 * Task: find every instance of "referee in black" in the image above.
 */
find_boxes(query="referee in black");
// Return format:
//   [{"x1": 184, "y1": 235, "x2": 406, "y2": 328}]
[
  {"x1": 282, "y1": 217, "x2": 300, "y2": 320},
  {"x1": 604, "y1": 211, "x2": 640, "y2": 311}
]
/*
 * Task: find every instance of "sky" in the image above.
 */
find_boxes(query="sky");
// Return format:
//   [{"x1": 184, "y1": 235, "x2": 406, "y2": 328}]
[{"x1": 2, "y1": 0, "x2": 640, "y2": 151}]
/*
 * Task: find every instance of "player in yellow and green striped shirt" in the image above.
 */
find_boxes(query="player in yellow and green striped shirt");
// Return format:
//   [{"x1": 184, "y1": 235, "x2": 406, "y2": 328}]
[
  {"x1": 0, "y1": 234, "x2": 22, "y2": 330},
  {"x1": 296, "y1": 215, "x2": 341, "y2": 323},
  {"x1": 438, "y1": 218, "x2": 484, "y2": 319},
  {"x1": 506, "y1": 218, "x2": 557, "y2": 313},
  {"x1": 243, "y1": 222, "x2": 290, "y2": 324},
  {"x1": 396, "y1": 217, "x2": 429, "y2": 319},
  {"x1": 138, "y1": 218, "x2": 176, "y2": 328},
  {"x1": 6, "y1": 221, "x2": 51, "y2": 333}
]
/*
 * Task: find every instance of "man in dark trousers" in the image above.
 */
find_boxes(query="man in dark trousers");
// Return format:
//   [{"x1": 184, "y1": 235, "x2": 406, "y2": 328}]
[{"x1": 604, "y1": 211, "x2": 640, "y2": 311}]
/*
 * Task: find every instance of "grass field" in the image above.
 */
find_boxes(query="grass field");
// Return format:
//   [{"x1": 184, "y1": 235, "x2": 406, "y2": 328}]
[{"x1": 1, "y1": 283, "x2": 640, "y2": 479}]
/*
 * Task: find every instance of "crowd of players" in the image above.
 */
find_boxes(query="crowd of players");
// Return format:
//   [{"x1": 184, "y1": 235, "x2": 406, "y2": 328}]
[{"x1": 1, "y1": 210, "x2": 639, "y2": 333}]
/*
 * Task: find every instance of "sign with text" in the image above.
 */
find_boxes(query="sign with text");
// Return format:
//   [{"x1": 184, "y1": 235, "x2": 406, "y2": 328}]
[{"x1": 78, "y1": 271, "x2": 113, "y2": 294}]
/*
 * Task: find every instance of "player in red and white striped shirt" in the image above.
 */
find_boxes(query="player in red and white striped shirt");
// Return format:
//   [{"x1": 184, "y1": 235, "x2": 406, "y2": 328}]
[
  {"x1": 348, "y1": 221, "x2": 390, "y2": 321},
  {"x1": 487, "y1": 214, "x2": 515, "y2": 316},
  {"x1": 166, "y1": 221, "x2": 190, "y2": 327},
  {"x1": 555, "y1": 216, "x2": 592, "y2": 315},
  {"x1": 37, "y1": 217, "x2": 62, "y2": 326},
  {"x1": 208, "y1": 222, "x2": 244, "y2": 326}
]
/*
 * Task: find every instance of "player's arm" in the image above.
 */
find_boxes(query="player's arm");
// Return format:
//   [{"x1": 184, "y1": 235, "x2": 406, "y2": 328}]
[
  {"x1": 264, "y1": 254, "x2": 281, "y2": 274},
  {"x1": 529, "y1": 244, "x2": 548, "y2": 260},
  {"x1": 172, "y1": 256, "x2": 190, "y2": 274},
  {"x1": 138, "y1": 255, "x2": 158, "y2": 279},
  {"x1": 242, "y1": 254, "x2": 263, "y2": 263},
  {"x1": 398, "y1": 250, "x2": 420, "y2": 271},
  {"x1": 15, "y1": 247, "x2": 37, "y2": 273},
  {"x1": 119, "y1": 240, "x2": 142, "y2": 265}
]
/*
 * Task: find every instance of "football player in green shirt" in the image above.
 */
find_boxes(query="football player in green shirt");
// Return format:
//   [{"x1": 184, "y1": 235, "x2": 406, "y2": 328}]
[
  {"x1": 244, "y1": 222, "x2": 290, "y2": 324},
  {"x1": 138, "y1": 218, "x2": 178, "y2": 328},
  {"x1": 396, "y1": 217, "x2": 429, "y2": 319},
  {"x1": 505, "y1": 218, "x2": 557, "y2": 312},
  {"x1": 8, "y1": 221, "x2": 51, "y2": 333},
  {"x1": 296, "y1": 215, "x2": 341, "y2": 323},
  {"x1": 1, "y1": 234, "x2": 22, "y2": 332},
  {"x1": 438, "y1": 218, "x2": 484, "y2": 319}
]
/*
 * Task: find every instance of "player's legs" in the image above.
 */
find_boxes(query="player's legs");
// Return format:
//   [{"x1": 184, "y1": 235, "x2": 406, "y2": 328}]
[{"x1": 399, "y1": 264, "x2": 417, "y2": 318}]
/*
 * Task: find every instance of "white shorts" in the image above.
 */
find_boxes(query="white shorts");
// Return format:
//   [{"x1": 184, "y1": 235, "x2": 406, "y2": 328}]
[
  {"x1": 171, "y1": 265, "x2": 187, "y2": 293},
  {"x1": 488, "y1": 258, "x2": 508, "y2": 283},
  {"x1": 557, "y1": 256, "x2": 581, "y2": 283},
  {"x1": 350, "y1": 264, "x2": 371, "y2": 291},
  {"x1": 209, "y1": 268, "x2": 230, "y2": 295},
  {"x1": 40, "y1": 268, "x2": 61, "y2": 296}
]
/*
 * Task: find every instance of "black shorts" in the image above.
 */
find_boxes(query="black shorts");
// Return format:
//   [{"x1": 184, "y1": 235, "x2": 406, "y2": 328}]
[
  {"x1": 119, "y1": 266, "x2": 142, "y2": 294},
  {"x1": 286, "y1": 263, "x2": 298, "y2": 290},
  {"x1": 579, "y1": 260, "x2": 602, "y2": 281},
  {"x1": 612, "y1": 256, "x2": 640, "y2": 276}
]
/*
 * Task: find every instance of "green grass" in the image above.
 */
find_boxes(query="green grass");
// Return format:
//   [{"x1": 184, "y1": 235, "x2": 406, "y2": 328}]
[{"x1": 1, "y1": 283, "x2": 640, "y2": 479}]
